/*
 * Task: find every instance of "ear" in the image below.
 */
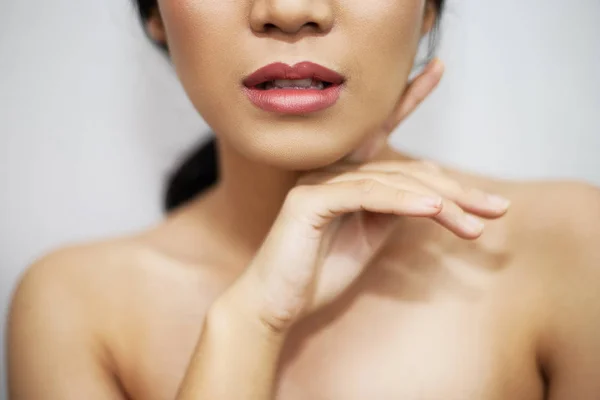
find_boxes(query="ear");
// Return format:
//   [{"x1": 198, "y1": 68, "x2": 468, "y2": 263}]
[
  {"x1": 145, "y1": 7, "x2": 167, "y2": 44},
  {"x1": 421, "y1": 1, "x2": 439, "y2": 36},
  {"x1": 384, "y1": 58, "x2": 444, "y2": 131},
  {"x1": 343, "y1": 58, "x2": 444, "y2": 163}
]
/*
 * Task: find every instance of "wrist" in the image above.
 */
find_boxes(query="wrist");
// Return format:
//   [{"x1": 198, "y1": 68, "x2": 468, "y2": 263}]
[{"x1": 209, "y1": 285, "x2": 290, "y2": 345}]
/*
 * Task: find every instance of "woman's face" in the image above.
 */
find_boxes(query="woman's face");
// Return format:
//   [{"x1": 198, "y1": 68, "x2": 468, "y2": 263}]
[{"x1": 153, "y1": 0, "x2": 437, "y2": 169}]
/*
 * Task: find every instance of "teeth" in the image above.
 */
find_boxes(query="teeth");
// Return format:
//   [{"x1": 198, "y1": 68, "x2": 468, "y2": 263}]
[
  {"x1": 264, "y1": 79, "x2": 325, "y2": 90},
  {"x1": 274, "y1": 79, "x2": 313, "y2": 88}
]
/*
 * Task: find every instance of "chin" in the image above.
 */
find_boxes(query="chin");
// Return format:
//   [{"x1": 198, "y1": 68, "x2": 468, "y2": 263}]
[{"x1": 222, "y1": 121, "x2": 363, "y2": 171}]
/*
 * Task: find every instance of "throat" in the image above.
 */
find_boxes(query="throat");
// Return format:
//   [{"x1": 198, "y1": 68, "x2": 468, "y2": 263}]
[{"x1": 191, "y1": 137, "x2": 301, "y2": 264}]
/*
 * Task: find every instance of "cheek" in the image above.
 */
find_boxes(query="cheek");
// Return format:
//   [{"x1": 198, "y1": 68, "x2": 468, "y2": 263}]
[
  {"x1": 156, "y1": 0, "x2": 426, "y2": 169},
  {"x1": 158, "y1": 0, "x2": 244, "y2": 94},
  {"x1": 346, "y1": 1, "x2": 425, "y2": 113}
]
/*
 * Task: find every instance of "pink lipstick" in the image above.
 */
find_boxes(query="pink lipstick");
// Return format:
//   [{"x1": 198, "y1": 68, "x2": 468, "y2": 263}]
[{"x1": 242, "y1": 62, "x2": 345, "y2": 114}]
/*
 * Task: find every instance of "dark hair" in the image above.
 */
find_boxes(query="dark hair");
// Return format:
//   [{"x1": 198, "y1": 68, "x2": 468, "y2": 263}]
[{"x1": 134, "y1": 0, "x2": 446, "y2": 212}]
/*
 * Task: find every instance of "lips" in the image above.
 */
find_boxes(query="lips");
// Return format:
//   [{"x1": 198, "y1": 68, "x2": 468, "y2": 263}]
[
  {"x1": 243, "y1": 62, "x2": 345, "y2": 88},
  {"x1": 242, "y1": 61, "x2": 345, "y2": 114}
]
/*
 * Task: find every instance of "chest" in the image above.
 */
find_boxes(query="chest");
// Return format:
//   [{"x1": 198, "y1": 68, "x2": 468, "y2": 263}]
[
  {"x1": 277, "y1": 291, "x2": 543, "y2": 400},
  {"x1": 121, "y1": 282, "x2": 545, "y2": 400}
]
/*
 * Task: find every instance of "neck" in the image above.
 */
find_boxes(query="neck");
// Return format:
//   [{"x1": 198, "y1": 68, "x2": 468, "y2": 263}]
[
  {"x1": 191, "y1": 135, "x2": 405, "y2": 265},
  {"x1": 202, "y1": 137, "x2": 302, "y2": 261}
]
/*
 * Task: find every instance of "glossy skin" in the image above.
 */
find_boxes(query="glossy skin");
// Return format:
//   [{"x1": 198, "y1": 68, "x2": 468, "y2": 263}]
[
  {"x1": 7, "y1": 0, "x2": 600, "y2": 399},
  {"x1": 159, "y1": 0, "x2": 437, "y2": 170},
  {"x1": 8, "y1": 172, "x2": 600, "y2": 400}
]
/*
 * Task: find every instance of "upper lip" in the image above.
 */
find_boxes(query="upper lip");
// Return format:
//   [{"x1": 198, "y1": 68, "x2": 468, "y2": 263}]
[{"x1": 242, "y1": 62, "x2": 345, "y2": 88}]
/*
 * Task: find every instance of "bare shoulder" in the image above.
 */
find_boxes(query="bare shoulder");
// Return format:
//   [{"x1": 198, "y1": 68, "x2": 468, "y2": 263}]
[
  {"x1": 501, "y1": 178, "x2": 600, "y2": 286},
  {"x1": 8, "y1": 235, "x2": 230, "y2": 359},
  {"x1": 470, "y1": 176, "x2": 600, "y2": 367},
  {"x1": 8, "y1": 239, "x2": 141, "y2": 331},
  {"x1": 447, "y1": 166, "x2": 600, "y2": 285},
  {"x1": 447, "y1": 165, "x2": 599, "y2": 251},
  {"x1": 499, "y1": 179, "x2": 600, "y2": 254},
  {"x1": 503, "y1": 179, "x2": 600, "y2": 394},
  {"x1": 6, "y1": 235, "x2": 232, "y2": 398},
  {"x1": 9, "y1": 235, "x2": 230, "y2": 328}
]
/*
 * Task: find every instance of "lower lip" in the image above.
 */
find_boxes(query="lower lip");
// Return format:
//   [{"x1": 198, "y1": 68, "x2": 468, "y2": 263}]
[{"x1": 243, "y1": 85, "x2": 343, "y2": 114}]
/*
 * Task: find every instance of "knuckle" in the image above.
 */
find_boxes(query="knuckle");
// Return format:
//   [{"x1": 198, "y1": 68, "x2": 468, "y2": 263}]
[
  {"x1": 287, "y1": 184, "x2": 311, "y2": 199},
  {"x1": 442, "y1": 198, "x2": 462, "y2": 215},
  {"x1": 283, "y1": 186, "x2": 324, "y2": 231},
  {"x1": 285, "y1": 185, "x2": 312, "y2": 211},
  {"x1": 355, "y1": 178, "x2": 378, "y2": 195}
]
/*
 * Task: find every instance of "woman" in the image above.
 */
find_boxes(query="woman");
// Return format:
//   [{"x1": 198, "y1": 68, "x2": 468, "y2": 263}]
[{"x1": 7, "y1": 0, "x2": 600, "y2": 399}]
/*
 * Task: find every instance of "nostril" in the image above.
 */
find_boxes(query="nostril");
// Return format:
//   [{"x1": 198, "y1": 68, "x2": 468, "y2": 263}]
[
  {"x1": 264, "y1": 23, "x2": 277, "y2": 32},
  {"x1": 261, "y1": 21, "x2": 321, "y2": 34}
]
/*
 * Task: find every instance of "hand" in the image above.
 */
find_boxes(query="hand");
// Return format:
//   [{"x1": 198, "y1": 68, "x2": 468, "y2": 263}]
[{"x1": 220, "y1": 59, "x2": 510, "y2": 333}]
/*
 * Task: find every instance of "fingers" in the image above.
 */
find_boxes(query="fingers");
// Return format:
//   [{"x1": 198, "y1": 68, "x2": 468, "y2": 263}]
[
  {"x1": 340, "y1": 160, "x2": 511, "y2": 219},
  {"x1": 408, "y1": 169, "x2": 510, "y2": 218},
  {"x1": 283, "y1": 178, "x2": 489, "y2": 239},
  {"x1": 298, "y1": 171, "x2": 488, "y2": 239},
  {"x1": 428, "y1": 198, "x2": 485, "y2": 239},
  {"x1": 283, "y1": 179, "x2": 443, "y2": 231},
  {"x1": 297, "y1": 158, "x2": 512, "y2": 239}
]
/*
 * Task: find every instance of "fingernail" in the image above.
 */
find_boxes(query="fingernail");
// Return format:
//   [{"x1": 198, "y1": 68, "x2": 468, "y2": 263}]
[
  {"x1": 486, "y1": 194, "x2": 511, "y2": 209},
  {"x1": 464, "y1": 214, "x2": 484, "y2": 233}
]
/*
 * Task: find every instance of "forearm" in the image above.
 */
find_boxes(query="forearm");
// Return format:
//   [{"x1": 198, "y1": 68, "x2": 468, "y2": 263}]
[{"x1": 175, "y1": 296, "x2": 286, "y2": 400}]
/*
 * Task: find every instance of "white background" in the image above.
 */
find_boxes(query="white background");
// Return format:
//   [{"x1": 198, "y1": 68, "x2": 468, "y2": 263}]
[{"x1": 1, "y1": 0, "x2": 599, "y2": 397}]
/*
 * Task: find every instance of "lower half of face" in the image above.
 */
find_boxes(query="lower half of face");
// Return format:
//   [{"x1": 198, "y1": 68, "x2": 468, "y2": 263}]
[{"x1": 158, "y1": 0, "x2": 428, "y2": 170}]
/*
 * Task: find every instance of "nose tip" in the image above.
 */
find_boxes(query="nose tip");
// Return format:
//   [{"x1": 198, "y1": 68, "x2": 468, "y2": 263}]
[{"x1": 249, "y1": 0, "x2": 334, "y2": 35}]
